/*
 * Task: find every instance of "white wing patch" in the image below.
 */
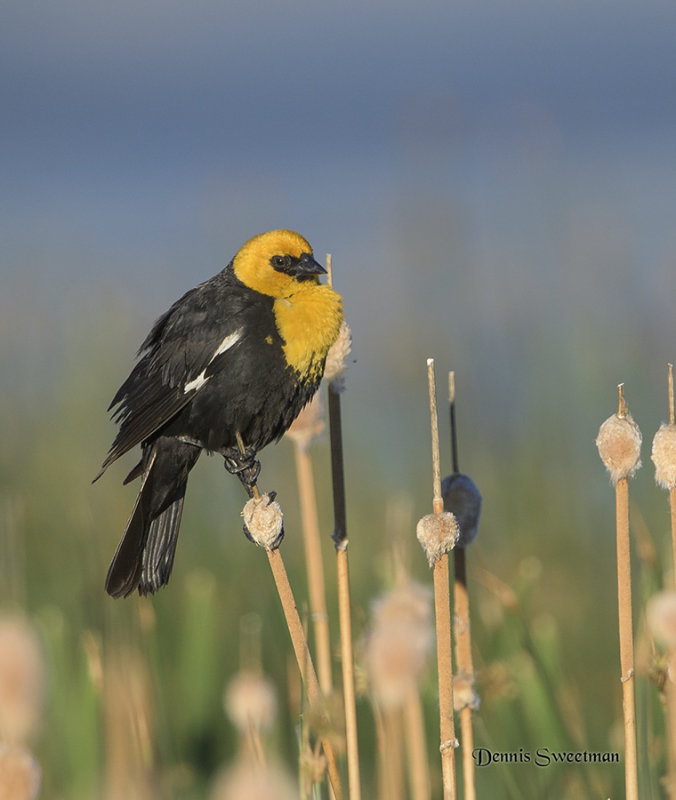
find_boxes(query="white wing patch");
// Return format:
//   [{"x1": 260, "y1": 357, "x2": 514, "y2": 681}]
[
  {"x1": 184, "y1": 370, "x2": 209, "y2": 393},
  {"x1": 183, "y1": 328, "x2": 243, "y2": 394},
  {"x1": 210, "y1": 329, "x2": 244, "y2": 361}
]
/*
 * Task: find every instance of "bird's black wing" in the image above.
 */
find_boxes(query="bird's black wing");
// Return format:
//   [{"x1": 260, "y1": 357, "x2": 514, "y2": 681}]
[{"x1": 95, "y1": 269, "x2": 258, "y2": 478}]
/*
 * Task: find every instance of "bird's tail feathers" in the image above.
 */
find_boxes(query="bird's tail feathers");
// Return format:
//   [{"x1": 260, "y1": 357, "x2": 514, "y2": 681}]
[
  {"x1": 138, "y1": 492, "x2": 186, "y2": 595},
  {"x1": 104, "y1": 439, "x2": 199, "y2": 598},
  {"x1": 104, "y1": 449, "x2": 157, "y2": 598}
]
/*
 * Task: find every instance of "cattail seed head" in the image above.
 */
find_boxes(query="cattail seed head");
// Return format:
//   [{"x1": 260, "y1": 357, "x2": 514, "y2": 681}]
[
  {"x1": 242, "y1": 494, "x2": 284, "y2": 550},
  {"x1": 224, "y1": 671, "x2": 278, "y2": 734},
  {"x1": 285, "y1": 392, "x2": 325, "y2": 449},
  {"x1": 210, "y1": 759, "x2": 298, "y2": 800},
  {"x1": 652, "y1": 423, "x2": 676, "y2": 490},
  {"x1": 323, "y1": 321, "x2": 352, "y2": 391},
  {"x1": 596, "y1": 412, "x2": 642, "y2": 484},
  {"x1": 453, "y1": 669, "x2": 480, "y2": 712},
  {"x1": 365, "y1": 582, "x2": 433, "y2": 710},
  {"x1": 441, "y1": 473, "x2": 482, "y2": 548},
  {"x1": 0, "y1": 617, "x2": 45, "y2": 744},
  {"x1": 647, "y1": 591, "x2": 676, "y2": 651},
  {"x1": 0, "y1": 745, "x2": 41, "y2": 800},
  {"x1": 416, "y1": 512, "x2": 459, "y2": 567}
]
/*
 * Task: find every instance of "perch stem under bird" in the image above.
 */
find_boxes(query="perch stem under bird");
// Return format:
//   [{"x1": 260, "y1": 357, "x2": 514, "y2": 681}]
[
  {"x1": 240, "y1": 453, "x2": 344, "y2": 800},
  {"x1": 94, "y1": 229, "x2": 343, "y2": 598}
]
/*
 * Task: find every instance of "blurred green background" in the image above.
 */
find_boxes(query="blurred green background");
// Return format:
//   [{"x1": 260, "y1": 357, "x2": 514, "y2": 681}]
[{"x1": 2, "y1": 1, "x2": 676, "y2": 797}]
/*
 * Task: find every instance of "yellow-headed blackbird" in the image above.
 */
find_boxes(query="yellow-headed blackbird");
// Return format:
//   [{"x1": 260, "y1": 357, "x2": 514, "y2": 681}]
[{"x1": 95, "y1": 229, "x2": 344, "y2": 598}]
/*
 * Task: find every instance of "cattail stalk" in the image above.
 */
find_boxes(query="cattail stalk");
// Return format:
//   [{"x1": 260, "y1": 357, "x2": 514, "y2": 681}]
[
  {"x1": 265, "y1": 549, "x2": 343, "y2": 799},
  {"x1": 448, "y1": 373, "x2": 477, "y2": 800},
  {"x1": 292, "y1": 430, "x2": 333, "y2": 695},
  {"x1": 650, "y1": 367, "x2": 676, "y2": 794},
  {"x1": 596, "y1": 385, "x2": 640, "y2": 800},
  {"x1": 652, "y1": 364, "x2": 676, "y2": 583},
  {"x1": 426, "y1": 359, "x2": 458, "y2": 800},
  {"x1": 237, "y1": 434, "x2": 343, "y2": 800},
  {"x1": 647, "y1": 591, "x2": 676, "y2": 796},
  {"x1": 669, "y1": 365, "x2": 676, "y2": 582},
  {"x1": 615, "y1": 436, "x2": 639, "y2": 800},
  {"x1": 326, "y1": 253, "x2": 362, "y2": 800},
  {"x1": 383, "y1": 709, "x2": 405, "y2": 800},
  {"x1": 404, "y1": 690, "x2": 430, "y2": 800},
  {"x1": 453, "y1": 552, "x2": 475, "y2": 800}
]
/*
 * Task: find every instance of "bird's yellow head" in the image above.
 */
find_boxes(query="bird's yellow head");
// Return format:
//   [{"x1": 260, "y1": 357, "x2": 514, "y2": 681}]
[
  {"x1": 233, "y1": 229, "x2": 344, "y2": 378},
  {"x1": 233, "y1": 229, "x2": 327, "y2": 298}
]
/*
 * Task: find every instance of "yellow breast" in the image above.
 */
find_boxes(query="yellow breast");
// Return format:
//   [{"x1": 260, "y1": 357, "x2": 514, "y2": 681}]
[{"x1": 273, "y1": 284, "x2": 344, "y2": 378}]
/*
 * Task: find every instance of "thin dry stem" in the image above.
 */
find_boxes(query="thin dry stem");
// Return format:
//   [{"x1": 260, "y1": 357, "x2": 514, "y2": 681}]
[
  {"x1": 324, "y1": 255, "x2": 362, "y2": 800},
  {"x1": 671, "y1": 489, "x2": 676, "y2": 590},
  {"x1": 404, "y1": 690, "x2": 430, "y2": 800},
  {"x1": 336, "y1": 545, "x2": 361, "y2": 800},
  {"x1": 236, "y1": 430, "x2": 342, "y2": 798},
  {"x1": 434, "y1": 556, "x2": 458, "y2": 800},
  {"x1": 426, "y1": 358, "x2": 457, "y2": 800},
  {"x1": 454, "y1": 550, "x2": 476, "y2": 800},
  {"x1": 618, "y1": 383, "x2": 628, "y2": 418},
  {"x1": 667, "y1": 365, "x2": 676, "y2": 582},
  {"x1": 447, "y1": 371, "x2": 477, "y2": 800},
  {"x1": 328, "y1": 386, "x2": 361, "y2": 798},
  {"x1": 667, "y1": 651, "x2": 676, "y2": 796},
  {"x1": 615, "y1": 478, "x2": 638, "y2": 800},
  {"x1": 326, "y1": 252, "x2": 333, "y2": 291},
  {"x1": 381, "y1": 709, "x2": 405, "y2": 800},
  {"x1": 266, "y1": 549, "x2": 343, "y2": 800},
  {"x1": 427, "y1": 360, "x2": 443, "y2": 513},
  {"x1": 293, "y1": 442, "x2": 333, "y2": 694},
  {"x1": 448, "y1": 371, "x2": 459, "y2": 474}
]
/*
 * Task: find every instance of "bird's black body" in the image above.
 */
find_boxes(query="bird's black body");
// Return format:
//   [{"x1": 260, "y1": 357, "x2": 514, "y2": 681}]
[{"x1": 96, "y1": 229, "x2": 343, "y2": 598}]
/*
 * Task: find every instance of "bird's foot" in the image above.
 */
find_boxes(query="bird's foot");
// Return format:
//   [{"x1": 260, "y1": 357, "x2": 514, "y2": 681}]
[{"x1": 222, "y1": 445, "x2": 261, "y2": 497}]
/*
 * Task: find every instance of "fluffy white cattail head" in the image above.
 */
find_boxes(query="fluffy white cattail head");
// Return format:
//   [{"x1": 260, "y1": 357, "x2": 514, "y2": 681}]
[
  {"x1": 0, "y1": 617, "x2": 45, "y2": 744},
  {"x1": 323, "y1": 321, "x2": 352, "y2": 391},
  {"x1": 453, "y1": 669, "x2": 480, "y2": 712},
  {"x1": 210, "y1": 759, "x2": 298, "y2": 800},
  {"x1": 647, "y1": 591, "x2": 676, "y2": 651},
  {"x1": 596, "y1": 411, "x2": 642, "y2": 484},
  {"x1": 652, "y1": 423, "x2": 676, "y2": 490},
  {"x1": 365, "y1": 582, "x2": 433, "y2": 710},
  {"x1": 224, "y1": 671, "x2": 278, "y2": 734},
  {"x1": 285, "y1": 391, "x2": 325, "y2": 449},
  {"x1": 0, "y1": 745, "x2": 41, "y2": 800},
  {"x1": 242, "y1": 494, "x2": 284, "y2": 550},
  {"x1": 416, "y1": 512, "x2": 459, "y2": 567}
]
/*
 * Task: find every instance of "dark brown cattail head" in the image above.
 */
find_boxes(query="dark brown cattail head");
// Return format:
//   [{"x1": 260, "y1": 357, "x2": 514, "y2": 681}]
[{"x1": 441, "y1": 473, "x2": 482, "y2": 549}]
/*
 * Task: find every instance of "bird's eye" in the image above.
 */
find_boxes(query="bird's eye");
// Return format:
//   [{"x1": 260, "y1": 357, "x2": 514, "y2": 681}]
[{"x1": 271, "y1": 254, "x2": 290, "y2": 270}]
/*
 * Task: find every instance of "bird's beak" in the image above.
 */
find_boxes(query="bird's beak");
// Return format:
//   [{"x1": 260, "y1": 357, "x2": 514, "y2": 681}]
[{"x1": 294, "y1": 252, "x2": 326, "y2": 277}]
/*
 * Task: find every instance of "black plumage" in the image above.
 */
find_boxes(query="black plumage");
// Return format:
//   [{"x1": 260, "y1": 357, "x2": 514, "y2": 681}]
[{"x1": 95, "y1": 229, "x2": 343, "y2": 597}]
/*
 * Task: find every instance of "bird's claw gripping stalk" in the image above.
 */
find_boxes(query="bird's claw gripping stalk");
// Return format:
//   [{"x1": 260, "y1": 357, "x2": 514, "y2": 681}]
[{"x1": 222, "y1": 443, "x2": 262, "y2": 497}]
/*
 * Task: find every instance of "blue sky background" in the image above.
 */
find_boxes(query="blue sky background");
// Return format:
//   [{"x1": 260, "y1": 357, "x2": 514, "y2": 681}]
[{"x1": 3, "y1": 0, "x2": 676, "y2": 494}]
